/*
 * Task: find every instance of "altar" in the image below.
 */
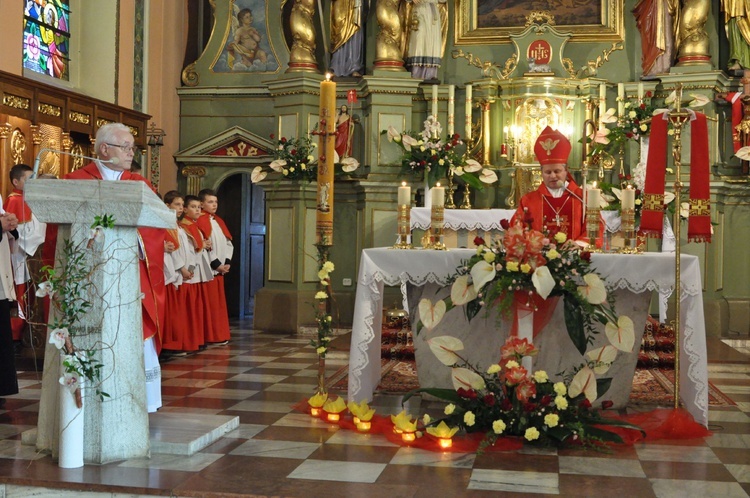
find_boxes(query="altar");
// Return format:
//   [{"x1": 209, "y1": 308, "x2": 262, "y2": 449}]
[{"x1": 347, "y1": 248, "x2": 709, "y2": 427}]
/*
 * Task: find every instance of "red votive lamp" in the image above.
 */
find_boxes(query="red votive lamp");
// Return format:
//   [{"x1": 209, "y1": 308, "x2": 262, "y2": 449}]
[
  {"x1": 326, "y1": 412, "x2": 340, "y2": 423},
  {"x1": 438, "y1": 437, "x2": 453, "y2": 449},
  {"x1": 401, "y1": 432, "x2": 416, "y2": 443},
  {"x1": 356, "y1": 420, "x2": 372, "y2": 432}
]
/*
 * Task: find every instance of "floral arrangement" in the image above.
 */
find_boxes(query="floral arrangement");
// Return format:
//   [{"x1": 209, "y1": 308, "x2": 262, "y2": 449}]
[
  {"x1": 37, "y1": 214, "x2": 116, "y2": 407},
  {"x1": 383, "y1": 117, "x2": 497, "y2": 189},
  {"x1": 251, "y1": 133, "x2": 359, "y2": 184},
  {"x1": 403, "y1": 335, "x2": 642, "y2": 449},
  {"x1": 312, "y1": 254, "x2": 335, "y2": 360}
]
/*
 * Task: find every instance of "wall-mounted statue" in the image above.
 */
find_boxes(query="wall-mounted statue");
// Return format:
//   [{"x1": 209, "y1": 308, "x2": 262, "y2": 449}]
[
  {"x1": 722, "y1": 0, "x2": 750, "y2": 70},
  {"x1": 402, "y1": 0, "x2": 448, "y2": 81},
  {"x1": 331, "y1": 0, "x2": 368, "y2": 77},
  {"x1": 633, "y1": 0, "x2": 679, "y2": 76}
]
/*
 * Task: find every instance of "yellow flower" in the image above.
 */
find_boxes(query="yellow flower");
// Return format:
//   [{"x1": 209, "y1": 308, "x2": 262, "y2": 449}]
[
  {"x1": 492, "y1": 419, "x2": 506, "y2": 434},
  {"x1": 420, "y1": 146, "x2": 426, "y2": 152},
  {"x1": 544, "y1": 413, "x2": 559, "y2": 427},
  {"x1": 283, "y1": 169, "x2": 289, "y2": 176},
  {"x1": 323, "y1": 261, "x2": 335, "y2": 272},
  {"x1": 520, "y1": 263, "x2": 531, "y2": 274},
  {"x1": 323, "y1": 396, "x2": 347, "y2": 414},
  {"x1": 554, "y1": 395, "x2": 568, "y2": 410},
  {"x1": 438, "y1": 159, "x2": 445, "y2": 166},
  {"x1": 546, "y1": 249, "x2": 560, "y2": 260},
  {"x1": 667, "y1": 129, "x2": 675, "y2": 136},
  {"x1": 505, "y1": 360, "x2": 520, "y2": 369},
  {"x1": 483, "y1": 251, "x2": 495, "y2": 263},
  {"x1": 423, "y1": 413, "x2": 431, "y2": 425},
  {"x1": 316, "y1": 346, "x2": 326, "y2": 355},
  {"x1": 629, "y1": 110, "x2": 637, "y2": 119},
  {"x1": 426, "y1": 420, "x2": 459, "y2": 439},
  {"x1": 640, "y1": 124, "x2": 648, "y2": 132},
  {"x1": 533, "y1": 370, "x2": 549, "y2": 383},
  {"x1": 290, "y1": 167, "x2": 295, "y2": 172},
  {"x1": 308, "y1": 392, "x2": 328, "y2": 408},
  {"x1": 635, "y1": 199, "x2": 642, "y2": 205},
  {"x1": 554, "y1": 232, "x2": 567, "y2": 243},
  {"x1": 487, "y1": 364, "x2": 501, "y2": 374},
  {"x1": 301, "y1": 164, "x2": 307, "y2": 170},
  {"x1": 506, "y1": 261, "x2": 519, "y2": 272},
  {"x1": 315, "y1": 291, "x2": 328, "y2": 300},
  {"x1": 524, "y1": 427, "x2": 540, "y2": 441},
  {"x1": 307, "y1": 154, "x2": 315, "y2": 161},
  {"x1": 318, "y1": 269, "x2": 329, "y2": 281},
  {"x1": 463, "y1": 411, "x2": 476, "y2": 427},
  {"x1": 444, "y1": 403, "x2": 456, "y2": 415},
  {"x1": 554, "y1": 382, "x2": 567, "y2": 396}
]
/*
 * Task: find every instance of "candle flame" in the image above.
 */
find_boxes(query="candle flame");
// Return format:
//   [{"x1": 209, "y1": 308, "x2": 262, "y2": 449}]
[
  {"x1": 436, "y1": 182, "x2": 441, "y2": 188},
  {"x1": 325, "y1": 73, "x2": 332, "y2": 81},
  {"x1": 402, "y1": 181, "x2": 407, "y2": 187}
]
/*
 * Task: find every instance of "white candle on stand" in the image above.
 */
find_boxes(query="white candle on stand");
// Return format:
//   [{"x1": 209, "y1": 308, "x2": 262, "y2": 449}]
[
  {"x1": 431, "y1": 182, "x2": 445, "y2": 207},
  {"x1": 587, "y1": 183, "x2": 601, "y2": 209},
  {"x1": 447, "y1": 85, "x2": 455, "y2": 136},
  {"x1": 465, "y1": 84, "x2": 473, "y2": 140},
  {"x1": 637, "y1": 82, "x2": 644, "y2": 102},
  {"x1": 398, "y1": 182, "x2": 411, "y2": 206},
  {"x1": 598, "y1": 84, "x2": 606, "y2": 129},
  {"x1": 432, "y1": 84, "x2": 439, "y2": 120},
  {"x1": 617, "y1": 83, "x2": 625, "y2": 116},
  {"x1": 622, "y1": 186, "x2": 635, "y2": 210}
]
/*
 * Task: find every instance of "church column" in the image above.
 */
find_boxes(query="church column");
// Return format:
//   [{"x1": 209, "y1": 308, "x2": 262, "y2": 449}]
[
  {"x1": 0, "y1": 123, "x2": 11, "y2": 198},
  {"x1": 287, "y1": 0, "x2": 318, "y2": 73},
  {"x1": 60, "y1": 132, "x2": 72, "y2": 177},
  {"x1": 181, "y1": 166, "x2": 206, "y2": 196},
  {"x1": 373, "y1": 0, "x2": 405, "y2": 72},
  {"x1": 675, "y1": 0, "x2": 712, "y2": 67}
]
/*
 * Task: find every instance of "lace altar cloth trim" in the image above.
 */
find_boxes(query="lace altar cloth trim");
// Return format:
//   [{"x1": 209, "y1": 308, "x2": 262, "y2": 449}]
[
  {"x1": 410, "y1": 208, "x2": 516, "y2": 231},
  {"x1": 348, "y1": 248, "x2": 708, "y2": 426}
]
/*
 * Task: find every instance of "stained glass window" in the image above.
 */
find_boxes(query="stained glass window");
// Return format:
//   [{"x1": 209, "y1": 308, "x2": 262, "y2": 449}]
[{"x1": 23, "y1": 0, "x2": 71, "y2": 80}]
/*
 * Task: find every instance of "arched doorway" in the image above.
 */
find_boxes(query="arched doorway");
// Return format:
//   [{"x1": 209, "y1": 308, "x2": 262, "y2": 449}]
[{"x1": 216, "y1": 172, "x2": 265, "y2": 318}]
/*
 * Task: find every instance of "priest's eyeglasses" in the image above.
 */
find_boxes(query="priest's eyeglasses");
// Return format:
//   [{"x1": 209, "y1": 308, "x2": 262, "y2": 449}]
[{"x1": 106, "y1": 143, "x2": 137, "y2": 153}]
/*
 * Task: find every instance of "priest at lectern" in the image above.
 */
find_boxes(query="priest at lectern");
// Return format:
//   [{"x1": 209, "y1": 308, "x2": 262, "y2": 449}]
[{"x1": 511, "y1": 126, "x2": 589, "y2": 245}]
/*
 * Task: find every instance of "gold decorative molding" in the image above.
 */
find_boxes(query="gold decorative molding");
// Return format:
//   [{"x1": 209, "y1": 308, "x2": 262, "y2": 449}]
[
  {"x1": 3, "y1": 94, "x2": 30, "y2": 110},
  {"x1": 128, "y1": 125, "x2": 139, "y2": 137},
  {"x1": 96, "y1": 118, "x2": 114, "y2": 128},
  {"x1": 71, "y1": 144, "x2": 85, "y2": 171},
  {"x1": 525, "y1": 11, "x2": 556, "y2": 27},
  {"x1": 38, "y1": 103, "x2": 62, "y2": 117},
  {"x1": 451, "y1": 48, "x2": 517, "y2": 80},
  {"x1": 69, "y1": 111, "x2": 91, "y2": 124},
  {"x1": 182, "y1": 62, "x2": 199, "y2": 87},
  {"x1": 10, "y1": 129, "x2": 26, "y2": 164},
  {"x1": 0, "y1": 123, "x2": 11, "y2": 140},
  {"x1": 577, "y1": 42, "x2": 624, "y2": 78},
  {"x1": 225, "y1": 142, "x2": 260, "y2": 157},
  {"x1": 181, "y1": 166, "x2": 207, "y2": 178}
]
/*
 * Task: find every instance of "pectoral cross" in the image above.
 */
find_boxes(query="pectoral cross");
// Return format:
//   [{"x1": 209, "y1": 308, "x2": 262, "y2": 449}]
[{"x1": 554, "y1": 213, "x2": 562, "y2": 226}]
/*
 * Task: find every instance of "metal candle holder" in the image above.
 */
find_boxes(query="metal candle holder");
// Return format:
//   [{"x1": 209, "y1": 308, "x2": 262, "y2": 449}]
[
  {"x1": 428, "y1": 205, "x2": 447, "y2": 250},
  {"x1": 620, "y1": 208, "x2": 638, "y2": 253},
  {"x1": 586, "y1": 207, "x2": 600, "y2": 251},
  {"x1": 393, "y1": 204, "x2": 413, "y2": 249}
]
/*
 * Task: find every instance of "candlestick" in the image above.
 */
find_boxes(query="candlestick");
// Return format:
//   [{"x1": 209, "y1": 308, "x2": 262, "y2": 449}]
[
  {"x1": 622, "y1": 186, "x2": 635, "y2": 210},
  {"x1": 432, "y1": 84, "x2": 439, "y2": 120},
  {"x1": 394, "y1": 183, "x2": 413, "y2": 249},
  {"x1": 617, "y1": 83, "x2": 625, "y2": 116},
  {"x1": 587, "y1": 183, "x2": 601, "y2": 210},
  {"x1": 598, "y1": 84, "x2": 606, "y2": 130},
  {"x1": 637, "y1": 82, "x2": 644, "y2": 103},
  {"x1": 317, "y1": 74, "x2": 336, "y2": 246},
  {"x1": 465, "y1": 84, "x2": 473, "y2": 140},
  {"x1": 429, "y1": 183, "x2": 446, "y2": 250},
  {"x1": 621, "y1": 207, "x2": 636, "y2": 253},
  {"x1": 447, "y1": 85, "x2": 455, "y2": 136},
  {"x1": 398, "y1": 182, "x2": 411, "y2": 206}
]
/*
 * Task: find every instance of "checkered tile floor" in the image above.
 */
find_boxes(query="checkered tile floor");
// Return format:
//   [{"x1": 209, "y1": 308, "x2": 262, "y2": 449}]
[{"x1": 0, "y1": 321, "x2": 749, "y2": 497}]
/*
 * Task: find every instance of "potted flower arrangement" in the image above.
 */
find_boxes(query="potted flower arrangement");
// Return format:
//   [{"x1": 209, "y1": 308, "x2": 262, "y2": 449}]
[
  {"x1": 383, "y1": 117, "x2": 497, "y2": 189},
  {"x1": 251, "y1": 133, "x2": 359, "y2": 184}
]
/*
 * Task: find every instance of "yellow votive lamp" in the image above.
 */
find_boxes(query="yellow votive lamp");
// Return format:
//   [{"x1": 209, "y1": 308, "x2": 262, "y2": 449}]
[
  {"x1": 356, "y1": 420, "x2": 372, "y2": 432},
  {"x1": 401, "y1": 431, "x2": 416, "y2": 443},
  {"x1": 438, "y1": 437, "x2": 453, "y2": 449},
  {"x1": 326, "y1": 412, "x2": 340, "y2": 423}
]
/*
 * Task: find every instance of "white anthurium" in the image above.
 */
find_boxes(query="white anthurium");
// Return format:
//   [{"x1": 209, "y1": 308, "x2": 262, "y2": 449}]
[
  {"x1": 591, "y1": 127, "x2": 610, "y2": 145},
  {"x1": 568, "y1": 366, "x2": 597, "y2": 402},
  {"x1": 269, "y1": 159, "x2": 286, "y2": 172},
  {"x1": 419, "y1": 298, "x2": 446, "y2": 330},
  {"x1": 600, "y1": 108, "x2": 618, "y2": 124},
  {"x1": 251, "y1": 166, "x2": 267, "y2": 183},
  {"x1": 333, "y1": 150, "x2": 340, "y2": 164},
  {"x1": 586, "y1": 346, "x2": 619, "y2": 374},
  {"x1": 688, "y1": 93, "x2": 710, "y2": 108},
  {"x1": 611, "y1": 187, "x2": 622, "y2": 200},
  {"x1": 663, "y1": 191, "x2": 675, "y2": 205},
  {"x1": 341, "y1": 156, "x2": 359, "y2": 172},
  {"x1": 463, "y1": 159, "x2": 482, "y2": 173},
  {"x1": 451, "y1": 275, "x2": 478, "y2": 305},
  {"x1": 387, "y1": 125, "x2": 400, "y2": 142},
  {"x1": 664, "y1": 90, "x2": 677, "y2": 106},
  {"x1": 736, "y1": 146, "x2": 750, "y2": 161},
  {"x1": 531, "y1": 266, "x2": 555, "y2": 300},
  {"x1": 605, "y1": 315, "x2": 635, "y2": 352},
  {"x1": 401, "y1": 134, "x2": 418, "y2": 151},
  {"x1": 680, "y1": 202, "x2": 689, "y2": 219},
  {"x1": 602, "y1": 192, "x2": 616, "y2": 204},
  {"x1": 578, "y1": 273, "x2": 607, "y2": 305},
  {"x1": 470, "y1": 259, "x2": 496, "y2": 291},
  {"x1": 452, "y1": 367, "x2": 487, "y2": 391},
  {"x1": 480, "y1": 169, "x2": 498, "y2": 184},
  {"x1": 428, "y1": 336, "x2": 465, "y2": 366},
  {"x1": 453, "y1": 166, "x2": 465, "y2": 176}
]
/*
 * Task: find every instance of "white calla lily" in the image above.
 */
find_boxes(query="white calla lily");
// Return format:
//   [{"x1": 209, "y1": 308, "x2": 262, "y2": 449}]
[
  {"x1": 688, "y1": 93, "x2": 710, "y2": 108},
  {"x1": 402, "y1": 135, "x2": 418, "y2": 151},
  {"x1": 605, "y1": 315, "x2": 635, "y2": 352},
  {"x1": 479, "y1": 169, "x2": 498, "y2": 184},
  {"x1": 387, "y1": 125, "x2": 400, "y2": 142},
  {"x1": 269, "y1": 159, "x2": 287, "y2": 172},
  {"x1": 428, "y1": 336, "x2": 464, "y2": 366},
  {"x1": 419, "y1": 298, "x2": 446, "y2": 330},
  {"x1": 451, "y1": 275, "x2": 478, "y2": 305},
  {"x1": 341, "y1": 156, "x2": 359, "y2": 172},
  {"x1": 531, "y1": 266, "x2": 555, "y2": 300},
  {"x1": 578, "y1": 273, "x2": 607, "y2": 305},
  {"x1": 452, "y1": 367, "x2": 487, "y2": 391},
  {"x1": 470, "y1": 259, "x2": 496, "y2": 291},
  {"x1": 600, "y1": 108, "x2": 618, "y2": 124},
  {"x1": 736, "y1": 146, "x2": 750, "y2": 161}
]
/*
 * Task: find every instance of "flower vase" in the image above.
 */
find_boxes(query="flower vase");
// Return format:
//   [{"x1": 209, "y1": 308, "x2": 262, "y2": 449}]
[
  {"x1": 517, "y1": 310, "x2": 534, "y2": 373},
  {"x1": 423, "y1": 177, "x2": 432, "y2": 209},
  {"x1": 59, "y1": 355, "x2": 84, "y2": 468}
]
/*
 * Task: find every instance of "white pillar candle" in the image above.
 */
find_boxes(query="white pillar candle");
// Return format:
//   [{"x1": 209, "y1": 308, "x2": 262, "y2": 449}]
[
  {"x1": 398, "y1": 182, "x2": 411, "y2": 206},
  {"x1": 587, "y1": 184, "x2": 601, "y2": 209},
  {"x1": 431, "y1": 183, "x2": 445, "y2": 207},
  {"x1": 622, "y1": 186, "x2": 635, "y2": 210},
  {"x1": 617, "y1": 83, "x2": 625, "y2": 116},
  {"x1": 637, "y1": 82, "x2": 644, "y2": 102},
  {"x1": 598, "y1": 84, "x2": 606, "y2": 130},
  {"x1": 447, "y1": 85, "x2": 455, "y2": 136},
  {"x1": 432, "y1": 84, "x2": 439, "y2": 120},
  {"x1": 465, "y1": 84, "x2": 473, "y2": 140}
]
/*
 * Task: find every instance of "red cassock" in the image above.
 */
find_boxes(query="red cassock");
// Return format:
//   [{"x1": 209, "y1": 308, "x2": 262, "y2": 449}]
[
  {"x1": 161, "y1": 229, "x2": 195, "y2": 351},
  {"x1": 6, "y1": 189, "x2": 33, "y2": 340},
  {"x1": 195, "y1": 212, "x2": 231, "y2": 343},
  {"x1": 65, "y1": 163, "x2": 166, "y2": 348},
  {"x1": 511, "y1": 179, "x2": 587, "y2": 244}
]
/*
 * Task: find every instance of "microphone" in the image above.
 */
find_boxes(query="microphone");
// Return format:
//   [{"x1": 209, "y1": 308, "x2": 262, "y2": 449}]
[
  {"x1": 32, "y1": 148, "x2": 119, "y2": 178},
  {"x1": 554, "y1": 180, "x2": 584, "y2": 203}
]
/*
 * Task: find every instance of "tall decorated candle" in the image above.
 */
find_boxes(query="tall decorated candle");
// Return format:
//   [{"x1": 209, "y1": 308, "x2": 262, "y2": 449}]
[
  {"x1": 431, "y1": 84, "x2": 439, "y2": 120},
  {"x1": 465, "y1": 84, "x2": 473, "y2": 140},
  {"x1": 617, "y1": 83, "x2": 625, "y2": 116},
  {"x1": 398, "y1": 182, "x2": 411, "y2": 206},
  {"x1": 317, "y1": 73, "x2": 336, "y2": 245},
  {"x1": 447, "y1": 85, "x2": 455, "y2": 136},
  {"x1": 598, "y1": 84, "x2": 606, "y2": 129},
  {"x1": 622, "y1": 186, "x2": 635, "y2": 210}
]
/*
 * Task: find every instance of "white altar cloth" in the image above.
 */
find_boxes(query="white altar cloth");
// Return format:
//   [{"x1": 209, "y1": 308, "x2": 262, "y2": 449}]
[{"x1": 347, "y1": 248, "x2": 709, "y2": 426}]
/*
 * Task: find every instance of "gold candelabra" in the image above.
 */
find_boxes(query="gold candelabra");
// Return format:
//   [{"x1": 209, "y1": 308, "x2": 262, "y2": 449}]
[
  {"x1": 586, "y1": 207, "x2": 600, "y2": 251},
  {"x1": 425, "y1": 205, "x2": 447, "y2": 250},
  {"x1": 392, "y1": 204, "x2": 413, "y2": 249},
  {"x1": 445, "y1": 170, "x2": 457, "y2": 209},
  {"x1": 620, "y1": 208, "x2": 638, "y2": 253}
]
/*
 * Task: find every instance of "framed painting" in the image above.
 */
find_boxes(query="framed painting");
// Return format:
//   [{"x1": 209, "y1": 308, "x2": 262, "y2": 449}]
[
  {"x1": 212, "y1": 0, "x2": 280, "y2": 73},
  {"x1": 454, "y1": 0, "x2": 623, "y2": 45}
]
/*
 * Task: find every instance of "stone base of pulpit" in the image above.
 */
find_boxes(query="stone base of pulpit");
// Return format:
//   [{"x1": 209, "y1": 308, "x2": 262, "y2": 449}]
[{"x1": 407, "y1": 283, "x2": 650, "y2": 408}]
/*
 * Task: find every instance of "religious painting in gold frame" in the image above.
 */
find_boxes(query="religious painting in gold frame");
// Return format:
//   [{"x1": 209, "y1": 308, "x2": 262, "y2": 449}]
[{"x1": 454, "y1": 0, "x2": 623, "y2": 45}]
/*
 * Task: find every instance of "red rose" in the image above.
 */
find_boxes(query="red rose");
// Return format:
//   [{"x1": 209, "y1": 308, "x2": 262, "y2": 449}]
[
  {"x1": 456, "y1": 387, "x2": 467, "y2": 398},
  {"x1": 483, "y1": 394, "x2": 496, "y2": 407},
  {"x1": 500, "y1": 398, "x2": 512, "y2": 411},
  {"x1": 270, "y1": 133, "x2": 275, "y2": 139},
  {"x1": 626, "y1": 174, "x2": 632, "y2": 180},
  {"x1": 500, "y1": 219, "x2": 510, "y2": 230},
  {"x1": 646, "y1": 90, "x2": 653, "y2": 98},
  {"x1": 626, "y1": 132, "x2": 634, "y2": 139},
  {"x1": 445, "y1": 144, "x2": 452, "y2": 150},
  {"x1": 540, "y1": 395, "x2": 552, "y2": 406},
  {"x1": 281, "y1": 137, "x2": 287, "y2": 143},
  {"x1": 523, "y1": 402, "x2": 536, "y2": 412},
  {"x1": 580, "y1": 399, "x2": 592, "y2": 409},
  {"x1": 420, "y1": 160, "x2": 426, "y2": 167},
  {"x1": 618, "y1": 173, "x2": 625, "y2": 180},
  {"x1": 640, "y1": 103, "x2": 646, "y2": 110},
  {"x1": 474, "y1": 236, "x2": 485, "y2": 246},
  {"x1": 601, "y1": 400, "x2": 614, "y2": 409},
  {"x1": 453, "y1": 133, "x2": 460, "y2": 140},
  {"x1": 290, "y1": 149, "x2": 297, "y2": 155},
  {"x1": 580, "y1": 251, "x2": 592, "y2": 262}
]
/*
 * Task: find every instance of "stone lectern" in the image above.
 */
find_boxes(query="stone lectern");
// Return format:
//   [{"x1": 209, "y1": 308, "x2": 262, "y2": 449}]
[{"x1": 24, "y1": 179, "x2": 176, "y2": 464}]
